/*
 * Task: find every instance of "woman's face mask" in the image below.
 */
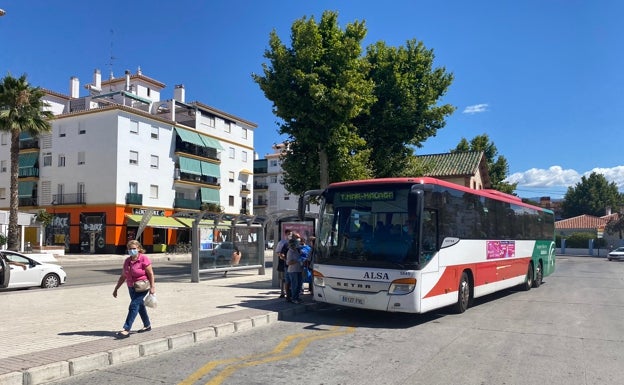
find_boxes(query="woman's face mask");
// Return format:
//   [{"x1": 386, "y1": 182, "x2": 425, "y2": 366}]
[{"x1": 129, "y1": 249, "x2": 138, "y2": 256}]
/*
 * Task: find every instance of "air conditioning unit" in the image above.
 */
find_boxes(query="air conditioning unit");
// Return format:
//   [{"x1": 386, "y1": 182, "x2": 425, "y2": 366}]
[{"x1": 174, "y1": 168, "x2": 180, "y2": 180}]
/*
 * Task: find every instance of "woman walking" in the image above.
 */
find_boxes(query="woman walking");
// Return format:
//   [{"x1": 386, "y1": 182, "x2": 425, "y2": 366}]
[{"x1": 113, "y1": 240, "x2": 155, "y2": 338}]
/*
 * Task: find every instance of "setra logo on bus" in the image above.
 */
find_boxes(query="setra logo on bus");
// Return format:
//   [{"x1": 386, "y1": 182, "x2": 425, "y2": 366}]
[{"x1": 363, "y1": 272, "x2": 389, "y2": 280}]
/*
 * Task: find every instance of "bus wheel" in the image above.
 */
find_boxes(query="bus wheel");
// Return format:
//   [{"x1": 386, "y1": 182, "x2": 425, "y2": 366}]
[
  {"x1": 521, "y1": 262, "x2": 533, "y2": 291},
  {"x1": 532, "y1": 262, "x2": 543, "y2": 288},
  {"x1": 454, "y1": 272, "x2": 471, "y2": 313}
]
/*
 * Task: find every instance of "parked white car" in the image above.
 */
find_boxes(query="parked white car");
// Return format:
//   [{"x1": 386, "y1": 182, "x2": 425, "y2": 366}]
[
  {"x1": 607, "y1": 247, "x2": 624, "y2": 261},
  {"x1": 199, "y1": 242, "x2": 235, "y2": 268},
  {"x1": 0, "y1": 251, "x2": 67, "y2": 289}
]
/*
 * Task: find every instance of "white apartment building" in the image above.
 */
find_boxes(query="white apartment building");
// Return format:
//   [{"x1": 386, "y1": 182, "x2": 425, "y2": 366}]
[
  {"x1": 0, "y1": 68, "x2": 257, "y2": 254},
  {"x1": 253, "y1": 143, "x2": 319, "y2": 241}
]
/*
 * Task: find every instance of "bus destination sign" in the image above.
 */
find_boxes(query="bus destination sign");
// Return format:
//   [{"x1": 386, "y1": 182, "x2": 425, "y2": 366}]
[{"x1": 339, "y1": 191, "x2": 394, "y2": 202}]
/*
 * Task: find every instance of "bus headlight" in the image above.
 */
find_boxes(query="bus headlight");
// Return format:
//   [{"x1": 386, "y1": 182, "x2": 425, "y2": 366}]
[
  {"x1": 313, "y1": 270, "x2": 325, "y2": 287},
  {"x1": 388, "y1": 278, "x2": 416, "y2": 295}
]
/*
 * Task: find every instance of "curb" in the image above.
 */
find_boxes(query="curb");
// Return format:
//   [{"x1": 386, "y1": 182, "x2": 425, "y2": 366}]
[{"x1": 0, "y1": 302, "x2": 317, "y2": 385}]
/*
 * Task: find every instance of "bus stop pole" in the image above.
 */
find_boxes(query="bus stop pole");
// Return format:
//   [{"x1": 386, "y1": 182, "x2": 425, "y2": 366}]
[
  {"x1": 258, "y1": 225, "x2": 266, "y2": 275},
  {"x1": 191, "y1": 216, "x2": 200, "y2": 283}
]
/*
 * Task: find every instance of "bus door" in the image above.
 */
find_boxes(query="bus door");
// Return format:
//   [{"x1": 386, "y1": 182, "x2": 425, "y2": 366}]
[{"x1": 420, "y1": 208, "x2": 439, "y2": 271}]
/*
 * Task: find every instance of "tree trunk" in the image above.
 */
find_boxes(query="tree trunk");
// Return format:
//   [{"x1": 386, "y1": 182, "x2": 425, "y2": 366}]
[{"x1": 8, "y1": 129, "x2": 20, "y2": 251}]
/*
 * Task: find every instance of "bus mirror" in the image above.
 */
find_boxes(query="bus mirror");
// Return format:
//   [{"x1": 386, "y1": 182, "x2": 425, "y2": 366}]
[
  {"x1": 408, "y1": 188, "x2": 424, "y2": 216},
  {"x1": 299, "y1": 189, "x2": 324, "y2": 220}
]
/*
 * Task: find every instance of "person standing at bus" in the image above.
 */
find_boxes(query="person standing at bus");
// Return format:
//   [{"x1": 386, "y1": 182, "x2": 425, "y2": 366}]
[
  {"x1": 275, "y1": 229, "x2": 292, "y2": 299},
  {"x1": 286, "y1": 233, "x2": 304, "y2": 304},
  {"x1": 301, "y1": 236, "x2": 315, "y2": 295}
]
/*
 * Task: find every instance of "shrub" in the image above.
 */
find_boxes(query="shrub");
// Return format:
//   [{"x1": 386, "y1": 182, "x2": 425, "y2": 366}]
[{"x1": 558, "y1": 232, "x2": 606, "y2": 248}]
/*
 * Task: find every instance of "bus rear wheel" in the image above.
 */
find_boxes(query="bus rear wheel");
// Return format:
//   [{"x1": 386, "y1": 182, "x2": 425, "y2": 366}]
[
  {"x1": 454, "y1": 272, "x2": 471, "y2": 313},
  {"x1": 532, "y1": 262, "x2": 543, "y2": 288},
  {"x1": 521, "y1": 262, "x2": 534, "y2": 291}
]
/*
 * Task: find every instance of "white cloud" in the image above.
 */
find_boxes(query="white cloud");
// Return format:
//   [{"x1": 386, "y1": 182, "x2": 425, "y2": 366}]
[
  {"x1": 505, "y1": 166, "x2": 580, "y2": 187},
  {"x1": 462, "y1": 103, "x2": 489, "y2": 114},
  {"x1": 505, "y1": 165, "x2": 624, "y2": 197}
]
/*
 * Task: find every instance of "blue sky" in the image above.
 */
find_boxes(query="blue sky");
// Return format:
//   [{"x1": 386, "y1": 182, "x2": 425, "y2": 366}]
[{"x1": 1, "y1": 0, "x2": 622, "y2": 199}]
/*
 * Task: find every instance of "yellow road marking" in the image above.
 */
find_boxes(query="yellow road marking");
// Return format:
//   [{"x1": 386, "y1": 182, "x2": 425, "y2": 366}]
[{"x1": 178, "y1": 326, "x2": 355, "y2": 385}]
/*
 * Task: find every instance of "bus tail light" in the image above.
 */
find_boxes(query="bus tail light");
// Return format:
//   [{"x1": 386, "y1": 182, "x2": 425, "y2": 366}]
[
  {"x1": 389, "y1": 278, "x2": 416, "y2": 295},
  {"x1": 313, "y1": 269, "x2": 325, "y2": 287}
]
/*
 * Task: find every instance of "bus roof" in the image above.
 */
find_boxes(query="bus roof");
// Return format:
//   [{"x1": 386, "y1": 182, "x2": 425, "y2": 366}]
[{"x1": 326, "y1": 177, "x2": 553, "y2": 214}]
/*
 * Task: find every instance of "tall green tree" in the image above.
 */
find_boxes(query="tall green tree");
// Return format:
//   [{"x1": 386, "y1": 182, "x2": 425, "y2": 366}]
[
  {"x1": 253, "y1": 11, "x2": 376, "y2": 192},
  {"x1": 0, "y1": 74, "x2": 53, "y2": 250},
  {"x1": 451, "y1": 134, "x2": 516, "y2": 194},
  {"x1": 356, "y1": 40, "x2": 454, "y2": 177},
  {"x1": 561, "y1": 172, "x2": 622, "y2": 218}
]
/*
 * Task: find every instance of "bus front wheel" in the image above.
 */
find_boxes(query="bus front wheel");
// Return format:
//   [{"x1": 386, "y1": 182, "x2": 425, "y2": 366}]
[{"x1": 454, "y1": 272, "x2": 471, "y2": 314}]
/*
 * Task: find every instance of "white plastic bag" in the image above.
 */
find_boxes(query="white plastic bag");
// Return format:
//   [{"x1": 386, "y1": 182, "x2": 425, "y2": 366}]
[{"x1": 144, "y1": 293, "x2": 158, "y2": 308}]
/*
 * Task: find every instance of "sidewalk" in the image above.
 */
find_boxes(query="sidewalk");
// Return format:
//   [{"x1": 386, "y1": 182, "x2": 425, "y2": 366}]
[{"x1": 0, "y1": 252, "x2": 312, "y2": 385}]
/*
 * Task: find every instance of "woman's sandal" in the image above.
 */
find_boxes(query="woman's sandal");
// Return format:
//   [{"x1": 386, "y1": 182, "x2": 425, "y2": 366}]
[
  {"x1": 137, "y1": 326, "x2": 151, "y2": 333},
  {"x1": 115, "y1": 330, "x2": 130, "y2": 339}
]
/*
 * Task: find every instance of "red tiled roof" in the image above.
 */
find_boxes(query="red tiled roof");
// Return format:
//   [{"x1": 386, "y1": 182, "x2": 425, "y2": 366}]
[
  {"x1": 416, "y1": 151, "x2": 492, "y2": 188},
  {"x1": 556, "y1": 214, "x2": 607, "y2": 229}
]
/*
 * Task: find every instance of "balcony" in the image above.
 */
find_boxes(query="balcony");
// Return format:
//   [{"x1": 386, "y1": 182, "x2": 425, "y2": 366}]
[
  {"x1": 126, "y1": 193, "x2": 143, "y2": 205},
  {"x1": 174, "y1": 197, "x2": 201, "y2": 210},
  {"x1": 253, "y1": 183, "x2": 268, "y2": 190},
  {"x1": 52, "y1": 193, "x2": 86, "y2": 205},
  {"x1": 18, "y1": 197, "x2": 38, "y2": 207},
  {"x1": 176, "y1": 171, "x2": 220, "y2": 187},
  {"x1": 19, "y1": 139, "x2": 39, "y2": 150},
  {"x1": 18, "y1": 168, "x2": 39, "y2": 178},
  {"x1": 174, "y1": 139, "x2": 220, "y2": 162},
  {"x1": 240, "y1": 185, "x2": 250, "y2": 195},
  {"x1": 255, "y1": 199, "x2": 267, "y2": 207}
]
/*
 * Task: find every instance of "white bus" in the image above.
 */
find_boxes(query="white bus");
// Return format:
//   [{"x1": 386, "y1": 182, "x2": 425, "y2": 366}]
[{"x1": 299, "y1": 177, "x2": 555, "y2": 313}]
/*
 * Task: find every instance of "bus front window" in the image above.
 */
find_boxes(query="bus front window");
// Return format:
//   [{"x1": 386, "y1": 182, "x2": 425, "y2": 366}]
[{"x1": 315, "y1": 187, "x2": 420, "y2": 269}]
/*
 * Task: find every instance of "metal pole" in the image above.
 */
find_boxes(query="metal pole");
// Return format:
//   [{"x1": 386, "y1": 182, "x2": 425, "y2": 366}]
[{"x1": 190, "y1": 212, "x2": 203, "y2": 283}]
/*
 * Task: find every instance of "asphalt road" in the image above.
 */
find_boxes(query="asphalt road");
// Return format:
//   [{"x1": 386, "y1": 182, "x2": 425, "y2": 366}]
[
  {"x1": 61, "y1": 261, "x2": 194, "y2": 287},
  {"x1": 47, "y1": 256, "x2": 624, "y2": 385}
]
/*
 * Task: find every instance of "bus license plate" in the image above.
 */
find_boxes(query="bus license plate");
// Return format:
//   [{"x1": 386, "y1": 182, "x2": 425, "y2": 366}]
[{"x1": 341, "y1": 295, "x2": 364, "y2": 305}]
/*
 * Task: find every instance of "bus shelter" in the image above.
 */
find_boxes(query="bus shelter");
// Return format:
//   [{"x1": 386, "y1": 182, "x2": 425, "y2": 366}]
[
  {"x1": 183, "y1": 211, "x2": 266, "y2": 283},
  {"x1": 262, "y1": 210, "x2": 317, "y2": 288}
]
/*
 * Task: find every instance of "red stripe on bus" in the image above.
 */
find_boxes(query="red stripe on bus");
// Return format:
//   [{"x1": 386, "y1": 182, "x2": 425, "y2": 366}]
[{"x1": 423, "y1": 257, "x2": 532, "y2": 298}]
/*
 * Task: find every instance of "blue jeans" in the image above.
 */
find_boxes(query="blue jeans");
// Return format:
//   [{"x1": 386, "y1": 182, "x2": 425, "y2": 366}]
[
  {"x1": 123, "y1": 287, "x2": 151, "y2": 331},
  {"x1": 288, "y1": 271, "x2": 302, "y2": 301}
]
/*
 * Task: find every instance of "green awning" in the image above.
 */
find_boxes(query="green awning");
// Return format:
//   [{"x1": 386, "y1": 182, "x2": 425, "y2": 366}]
[
  {"x1": 18, "y1": 153, "x2": 38, "y2": 168},
  {"x1": 199, "y1": 135, "x2": 224, "y2": 150},
  {"x1": 174, "y1": 217, "x2": 230, "y2": 229},
  {"x1": 200, "y1": 187, "x2": 220, "y2": 203},
  {"x1": 18, "y1": 181, "x2": 35, "y2": 197},
  {"x1": 126, "y1": 215, "x2": 188, "y2": 229},
  {"x1": 179, "y1": 156, "x2": 202, "y2": 175},
  {"x1": 200, "y1": 161, "x2": 220, "y2": 178},
  {"x1": 176, "y1": 127, "x2": 205, "y2": 147}
]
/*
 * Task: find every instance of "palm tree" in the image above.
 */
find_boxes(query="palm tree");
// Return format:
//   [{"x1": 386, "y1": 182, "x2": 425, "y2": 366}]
[{"x1": 0, "y1": 74, "x2": 53, "y2": 251}]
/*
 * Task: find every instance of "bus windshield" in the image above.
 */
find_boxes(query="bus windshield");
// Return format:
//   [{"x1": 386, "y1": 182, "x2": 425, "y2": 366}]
[{"x1": 315, "y1": 187, "x2": 422, "y2": 269}]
